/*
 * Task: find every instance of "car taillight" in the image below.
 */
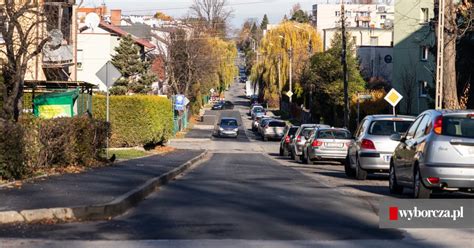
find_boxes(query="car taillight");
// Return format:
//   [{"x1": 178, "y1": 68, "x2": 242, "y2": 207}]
[
  {"x1": 361, "y1": 139, "x2": 376, "y2": 150},
  {"x1": 434, "y1": 116, "x2": 443, "y2": 135},
  {"x1": 427, "y1": 177, "x2": 440, "y2": 184},
  {"x1": 296, "y1": 135, "x2": 302, "y2": 143},
  {"x1": 285, "y1": 136, "x2": 291, "y2": 143},
  {"x1": 312, "y1": 140, "x2": 323, "y2": 147}
]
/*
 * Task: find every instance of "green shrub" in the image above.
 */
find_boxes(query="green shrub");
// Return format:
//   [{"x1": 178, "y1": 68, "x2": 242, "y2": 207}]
[
  {"x1": 0, "y1": 116, "x2": 108, "y2": 180},
  {"x1": 0, "y1": 119, "x2": 26, "y2": 180},
  {"x1": 93, "y1": 95, "x2": 173, "y2": 147}
]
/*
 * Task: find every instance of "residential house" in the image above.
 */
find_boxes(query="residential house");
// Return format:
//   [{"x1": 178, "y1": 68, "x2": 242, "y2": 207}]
[
  {"x1": 0, "y1": 0, "x2": 78, "y2": 82},
  {"x1": 76, "y1": 8, "x2": 155, "y2": 91},
  {"x1": 392, "y1": 0, "x2": 435, "y2": 114}
]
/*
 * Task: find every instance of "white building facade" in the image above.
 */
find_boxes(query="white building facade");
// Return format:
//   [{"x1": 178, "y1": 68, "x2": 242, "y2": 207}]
[{"x1": 312, "y1": 3, "x2": 394, "y2": 34}]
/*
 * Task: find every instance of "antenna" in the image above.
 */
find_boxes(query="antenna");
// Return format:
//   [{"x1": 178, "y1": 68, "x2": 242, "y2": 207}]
[{"x1": 85, "y1": 13, "x2": 100, "y2": 31}]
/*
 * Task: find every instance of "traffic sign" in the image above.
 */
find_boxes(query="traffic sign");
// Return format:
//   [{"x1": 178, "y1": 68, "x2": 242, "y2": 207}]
[
  {"x1": 286, "y1": 91, "x2": 294, "y2": 98},
  {"x1": 175, "y1": 95, "x2": 185, "y2": 111},
  {"x1": 96, "y1": 61, "x2": 122, "y2": 88},
  {"x1": 183, "y1": 97, "x2": 190, "y2": 106},
  {"x1": 384, "y1": 88, "x2": 403, "y2": 107},
  {"x1": 210, "y1": 88, "x2": 215, "y2": 94}
]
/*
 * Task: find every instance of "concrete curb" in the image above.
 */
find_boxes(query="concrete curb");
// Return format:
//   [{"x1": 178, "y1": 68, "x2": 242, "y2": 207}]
[{"x1": 0, "y1": 150, "x2": 209, "y2": 224}]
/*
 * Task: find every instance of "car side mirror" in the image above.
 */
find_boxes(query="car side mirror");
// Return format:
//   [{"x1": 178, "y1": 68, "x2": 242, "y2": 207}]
[{"x1": 390, "y1": 133, "x2": 402, "y2": 142}]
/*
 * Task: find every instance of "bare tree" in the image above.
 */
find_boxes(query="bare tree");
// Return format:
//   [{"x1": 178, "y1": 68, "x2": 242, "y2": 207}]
[
  {"x1": 190, "y1": 0, "x2": 232, "y2": 35},
  {"x1": 400, "y1": 65, "x2": 418, "y2": 114},
  {"x1": 0, "y1": 0, "x2": 53, "y2": 121}
]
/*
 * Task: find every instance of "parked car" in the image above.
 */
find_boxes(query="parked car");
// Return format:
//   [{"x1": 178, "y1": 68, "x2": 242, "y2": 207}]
[
  {"x1": 290, "y1": 124, "x2": 331, "y2": 161},
  {"x1": 280, "y1": 126, "x2": 300, "y2": 156},
  {"x1": 390, "y1": 110, "x2": 474, "y2": 198},
  {"x1": 217, "y1": 117, "x2": 239, "y2": 138},
  {"x1": 252, "y1": 115, "x2": 269, "y2": 131},
  {"x1": 250, "y1": 95, "x2": 259, "y2": 105},
  {"x1": 212, "y1": 101, "x2": 234, "y2": 110},
  {"x1": 249, "y1": 103, "x2": 262, "y2": 116},
  {"x1": 257, "y1": 117, "x2": 274, "y2": 136},
  {"x1": 346, "y1": 115, "x2": 415, "y2": 180},
  {"x1": 251, "y1": 106, "x2": 266, "y2": 120},
  {"x1": 301, "y1": 128, "x2": 353, "y2": 164},
  {"x1": 261, "y1": 120, "x2": 287, "y2": 141}
]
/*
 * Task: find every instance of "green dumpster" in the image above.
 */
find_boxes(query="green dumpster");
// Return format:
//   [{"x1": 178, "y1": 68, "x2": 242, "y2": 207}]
[{"x1": 33, "y1": 89, "x2": 79, "y2": 119}]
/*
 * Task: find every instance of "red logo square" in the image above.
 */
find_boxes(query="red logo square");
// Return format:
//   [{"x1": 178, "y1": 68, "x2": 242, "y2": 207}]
[{"x1": 389, "y1": 207, "x2": 398, "y2": 221}]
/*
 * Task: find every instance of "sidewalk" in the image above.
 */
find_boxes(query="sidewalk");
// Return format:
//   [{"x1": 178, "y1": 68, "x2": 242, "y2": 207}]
[{"x1": 0, "y1": 149, "x2": 206, "y2": 223}]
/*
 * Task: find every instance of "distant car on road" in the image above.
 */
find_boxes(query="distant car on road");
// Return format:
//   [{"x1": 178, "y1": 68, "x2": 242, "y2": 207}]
[
  {"x1": 212, "y1": 101, "x2": 234, "y2": 110},
  {"x1": 252, "y1": 115, "x2": 269, "y2": 131},
  {"x1": 290, "y1": 124, "x2": 331, "y2": 161},
  {"x1": 280, "y1": 126, "x2": 300, "y2": 156},
  {"x1": 257, "y1": 117, "x2": 274, "y2": 135},
  {"x1": 261, "y1": 120, "x2": 287, "y2": 141},
  {"x1": 249, "y1": 103, "x2": 262, "y2": 116},
  {"x1": 301, "y1": 128, "x2": 352, "y2": 164},
  {"x1": 217, "y1": 117, "x2": 239, "y2": 138},
  {"x1": 346, "y1": 115, "x2": 415, "y2": 180},
  {"x1": 390, "y1": 110, "x2": 474, "y2": 198},
  {"x1": 251, "y1": 106, "x2": 266, "y2": 120}
]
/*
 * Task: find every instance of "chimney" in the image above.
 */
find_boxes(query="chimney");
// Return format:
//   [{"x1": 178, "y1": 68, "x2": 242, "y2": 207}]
[{"x1": 111, "y1": 9, "x2": 122, "y2": 26}]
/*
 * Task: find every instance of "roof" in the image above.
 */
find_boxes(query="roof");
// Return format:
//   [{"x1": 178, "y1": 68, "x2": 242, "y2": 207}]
[
  {"x1": 24, "y1": 80, "x2": 97, "y2": 89},
  {"x1": 99, "y1": 21, "x2": 156, "y2": 49},
  {"x1": 323, "y1": 27, "x2": 392, "y2": 31},
  {"x1": 365, "y1": 115, "x2": 416, "y2": 120}
]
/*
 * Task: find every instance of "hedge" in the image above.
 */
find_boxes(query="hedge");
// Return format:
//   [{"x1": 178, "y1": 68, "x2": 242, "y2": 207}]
[
  {"x1": 0, "y1": 116, "x2": 108, "y2": 180},
  {"x1": 93, "y1": 95, "x2": 173, "y2": 147}
]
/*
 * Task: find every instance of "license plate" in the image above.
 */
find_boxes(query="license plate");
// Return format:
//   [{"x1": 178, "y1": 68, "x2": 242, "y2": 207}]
[
  {"x1": 326, "y1": 143, "x2": 343, "y2": 148},
  {"x1": 383, "y1": 155, "x2": 392, "y2": 162}
]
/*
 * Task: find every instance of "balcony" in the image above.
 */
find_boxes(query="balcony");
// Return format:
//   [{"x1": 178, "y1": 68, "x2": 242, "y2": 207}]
[{"x1": 355, "y1": 16, "x2": 371, "y2": 22}]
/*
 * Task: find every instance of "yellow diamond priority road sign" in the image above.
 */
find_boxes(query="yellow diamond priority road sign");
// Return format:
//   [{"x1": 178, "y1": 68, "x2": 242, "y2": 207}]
[{"x1": 384, "y1": 88, "x2": 403, "y2": 107}]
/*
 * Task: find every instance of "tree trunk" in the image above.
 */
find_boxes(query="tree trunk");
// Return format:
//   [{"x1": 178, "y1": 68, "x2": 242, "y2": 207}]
[{"x1": 443, "y1": 0, "x2": 460, "y2": 109}]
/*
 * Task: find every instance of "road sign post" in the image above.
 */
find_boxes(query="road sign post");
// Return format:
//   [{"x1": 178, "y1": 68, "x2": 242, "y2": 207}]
[{"x1": 96, "y1": 61, "x2": 122, "y2": 158}]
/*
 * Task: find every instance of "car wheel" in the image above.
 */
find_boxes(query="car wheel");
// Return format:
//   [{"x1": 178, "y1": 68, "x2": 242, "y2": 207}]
[
  {"x1": 263, "y1": 136, "x2": 268, "y2": 141},
  {"x1": 279, "y1": 147, "x2": 284, "y2": 156},
  {"x1": 355, "y1": 159, "x2": 368, "y2": 180},
  {"x1": 302, "y1": 150, "x2": 309, "y2": 164},
  {"x1": 282, "y1": 148, "x2": 289, "y2": 157},
  {"x1": 413, "y1": 167, "x2": 431, "y2": 199},
  {"x1": 389, "y1": 163, "x2": 403, "y2": 195},
  {"x1": 290, "y1": 150, "x2": 295, "y2": 160},
  {"x1": 344, "y1": 156, "x2": 356, "y2": 178}
]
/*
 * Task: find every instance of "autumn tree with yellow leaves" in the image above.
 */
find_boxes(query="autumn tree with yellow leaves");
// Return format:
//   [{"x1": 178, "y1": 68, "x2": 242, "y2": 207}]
[{"x1": 251, "y1": 21, "x2": 322, "y2": 107}]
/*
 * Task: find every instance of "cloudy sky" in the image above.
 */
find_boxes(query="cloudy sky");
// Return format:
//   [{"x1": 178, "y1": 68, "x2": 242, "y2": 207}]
[{"x1": 82, "y1": 0, "x2": 333, "y2": 28}]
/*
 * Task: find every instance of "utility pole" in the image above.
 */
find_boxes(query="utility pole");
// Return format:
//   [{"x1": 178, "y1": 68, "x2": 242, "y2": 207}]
[
  {"x1": 435, "y1": 0, "x2": 445, "y2": 110},
  {"x1": 289, "y1": 46, "x2": 293, "y2": 103},
  {"x1": 341, "y1": 0, "x2": 349, "y2": 128}
]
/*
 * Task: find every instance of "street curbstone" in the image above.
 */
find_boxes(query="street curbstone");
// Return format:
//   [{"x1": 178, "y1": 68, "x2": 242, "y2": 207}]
[
  {"x1": 0, "y1": 211, "x2": 25, "y2": 224},
  {"x1": 0, "y1": 150, "x2": 208, "y2": 224}
]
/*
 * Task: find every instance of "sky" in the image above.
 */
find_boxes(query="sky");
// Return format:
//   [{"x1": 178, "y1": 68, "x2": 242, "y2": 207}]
[{"x1": 82, "y1": 0, "x2": 325, "y2": 28}]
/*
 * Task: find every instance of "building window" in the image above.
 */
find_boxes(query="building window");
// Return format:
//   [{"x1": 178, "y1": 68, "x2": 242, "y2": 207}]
[
  {"x1": 345, "y1": 11, "x2": 351, "y2": 17},
  {"x1": 380, "y1": 15, "x2": 386, "y2": 20},
  {"x1": 77, "y1": 49, "x2": 83, "y2": 70},
  {"x1": 362, "y1": 21, "x2": 370, "y2": 28},
  {"x1": 370, "y1": 37, "x2": 379, "y2": 46},
  {"x1": 419, "y1": 81, "x2": 428, "y2": 97},
  {"x1": 335, "y1": 11, "x2": 340, "y2": 17},
  {"x1": 421, "y1": 46, "x2": 429, "y2": 61},
  {"x1": 421, "y1": 8, "x2": 429, "y2": 23}
]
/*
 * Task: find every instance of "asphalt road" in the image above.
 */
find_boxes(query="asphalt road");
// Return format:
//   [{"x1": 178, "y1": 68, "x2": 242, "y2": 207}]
[{"x1": 1, "y1": 81, "x2": 472, "y2": 247}]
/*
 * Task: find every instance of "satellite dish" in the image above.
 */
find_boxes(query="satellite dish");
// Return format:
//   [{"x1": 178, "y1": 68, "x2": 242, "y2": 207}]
[
  {"x1": 48, "y1": 29, "x2": 63, "y2": 47},
  {"x1": 85, "y1": 13, "x2": 100, "y2": 31}
]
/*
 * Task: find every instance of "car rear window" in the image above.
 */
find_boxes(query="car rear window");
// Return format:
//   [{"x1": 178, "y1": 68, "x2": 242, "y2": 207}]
[
  {"x1": 301, "y1": 128, "x2": 314, "y2": 137},
  {"x1": 253, "y1": 107, "x2": 264, "y2": 113},
  {"x1": 288, "y1": 127, "x2": 299, "y2": 136},
  {"x1": 368, "y1": 120, "x2": 413, "y2": 135},
  {"x1": 318, "y1": 130, "x2": 351, "y2": 139},
  {"x1": 269, "y1": 121, "x2": 286, "y2": 127},
  {"x1": 443, "y1": 116, "x2": 474, "y2": 138},
  {"x1": 221, "y1": 119, "x2": 238, "y2": 126}
]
